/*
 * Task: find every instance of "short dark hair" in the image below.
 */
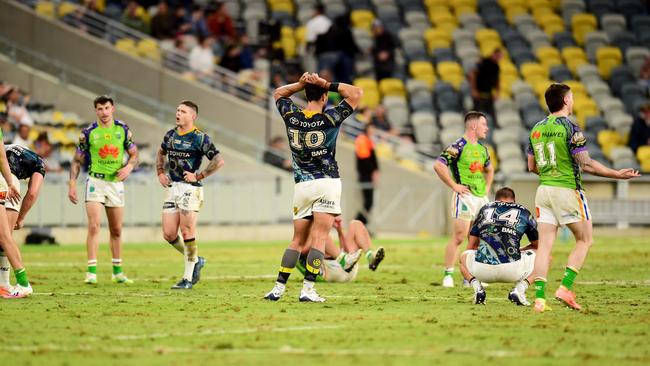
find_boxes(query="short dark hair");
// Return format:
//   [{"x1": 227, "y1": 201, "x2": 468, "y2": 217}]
[
  {"x1": 314, "y1": 4, "x2": 325, "y2": 13},
  {"x1": 495, "y1": 187, "x2": 516, "y2": 201},
  {"x1": 545, "y1": 83, "x2": 571, "y2": 113},
  {"x1": 93, "y1": 95, "x2": 114, "y2": 107},
  {"x1": 180, "y1": 100, "x2": 199, "y2": 115},
  {"x1": 464, "y1": 111, "x2": 487, "y2": 125},
  {"x1": 305, "y1": 84, "x2": 327, "y2": 102}
]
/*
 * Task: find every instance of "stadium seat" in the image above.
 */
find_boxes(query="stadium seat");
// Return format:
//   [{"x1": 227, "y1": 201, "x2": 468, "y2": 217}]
[
  {"x1": 561, "y1": 46, "x2": 588, "y2": 74},
  {"x1": 57, "y1": 1, "x2": 78, "y2": 18},
  {"x1": 585, "y1": 31, "x2": 610, "y2": 63},
  {"x1": 411, "y1": 111, "x2": 439, "y2": 143},
  {"x1": 354, "y1": 78, "x2": 381, "y2": 108},
  {"x1": 115, "y1": 38, "x2": 139, "y2": 57},
  {"x1": 521, "y1": 62, "x2": 549, "y2": 83},
  {"x1": 617, "y1": 0, "x2": 646, "y2": 24},
  {"x1": 424, "y1": 28, "x2": 452, "y2": 52},
  {"x1": 435, "y1": 82, "x2": 463, "y2": 112},
  {"x1": 631, "y1": 15, "x2": 650, "y2": 41},
  {"x1": 35, "y1": 0, "x2": 56, "y2": 18},
  {"x1": 351, "y1": 10, "x2": 375, "y2": 30},
  {"x1": 137, "y1": 39, "x2": 160, "y2": 62},
  {"x1": 601, "y1": 13, "x2": 626, "y2": 40},
  {"x1": 636, "y1": 145, "x2": 650, "y2": 163},
  {"x1": 553, "y1": 31, "x2": 577, "y2": 49},
  {"x1": 571, "y1": 13, "x2": 597, "y2": 45},
  {"x1": 626, "y1": 47, "x2": 650, "y2": 78},
  {"x1": 539, "y1": 13, "x2": 565, "y2": 37},
  {"x1": 561, "y1": 0, "x2": 586, "y2": 26},
  {"x1": 550, "y1": 64, "x2": 573, "y2": 82},
  {"x1": 535, "y1": 46, "x2": 563, "y2": 70},
  {"x1": 379, "y1": 78, "x2": 407, "y2": 97},
  {"x1": 596, "y1": 46, "x2": 623, "y2": 79},
  {"x1": 409, "y1": 61, "x2": 437, "y2": 87},
  {"x1": 436, "y1": 61, "x2": 464, "y2": 89}
]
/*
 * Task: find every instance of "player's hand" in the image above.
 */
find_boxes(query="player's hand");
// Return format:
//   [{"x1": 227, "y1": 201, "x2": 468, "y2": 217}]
[
  {"x1": 617, "y1": 168, "x2": 641, "y2": 179},
  {"x1": 333, "y1": 215, "x2": 343, "y2": 229},
  {"x1": 158, "y1": 173, "x2": 171, "y2": 187},
  {"x1": 68, "y1": 182, "x2": 78, "y2": 205},
  {"x1": 453, "y1": 183, "x2": 471, "y2": 196},
  {"x1": 116, "y1": 164, "x2": 134, "y2": 181},
  {"x1": 310, "y1": 73, "x2": 329, "y2": 88},
  {"x1": 298, "y1": 72, "x2": 310, "y2": 85},
  {"x1": 14, "y1": 217, "x2": 24, "y2": 230},
  {"x1": 183, "y1": 171, "x2": 198, "y2": 183},
  {"x1": 6, "y1": 184, "x2": 20, "y2": 206}
]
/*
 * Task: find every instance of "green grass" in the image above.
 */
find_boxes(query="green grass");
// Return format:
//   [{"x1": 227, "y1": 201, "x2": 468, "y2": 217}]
[{"x1": 3, "y1": 236, "x2": 650, "y2": 365}]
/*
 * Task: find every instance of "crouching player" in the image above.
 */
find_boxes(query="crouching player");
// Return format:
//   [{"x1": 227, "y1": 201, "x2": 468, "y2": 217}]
[
  {"x1": 0, "y1": 145, "x2": 45, "y2": 291},
  {"x1": 156, "y1": 101, "x2": 224, "y2": 289},
  {"x1": 296, "y1": 217, "x2": 385, "y2": 282},
  {"x1": 460, "y1": 187, "x2": 538, "y2": 305}
]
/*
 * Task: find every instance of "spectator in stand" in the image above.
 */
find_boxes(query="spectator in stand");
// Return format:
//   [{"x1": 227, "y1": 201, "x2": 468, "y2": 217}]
[
  {"x1": 188, "y1": 35, "x2": 215, "y2": 78},
  {"x1": 305, "y1": 4, "x2": 332, "y2": 72},
  {"x1": 640, "y1": 56, "x2": 650, "y2": 97},
  {"x1": 219, "y1": 44, "x2": 243, "y2": 73},
  {"x1": 469, "y1": 48, "x2": 502, "y2": 124},
  {"x1": 239, "y1": 34, "x2": 255, "y2": 70},
  {"x1": 355, "y1": 124, "x2": 379, "y2": 225},
  {"x1": 371, "y1": 20, "x2": 397, "y2": 81},
  {"x1": 316, "y1": 16, "x2": 359, "y2": 84},
  {"x1": 207, "y1": 2, "x2": 236, "y2": 44},
  {"x1": 263, "y1": 136, "x2": 292, "y2": 172},
  {"x1": 4, "y1": 88, "x2": 33, "y2": 127},
  {"x1": 371, "y1": 105, "x2": 395, "y2": 134},
  {"x1": 630, "y1": 102, "x2": 650, "y2": 153},
  {"x1": 64, "y1": 1, "x2": 106, "y2": 37},
  {"x1": 33, "y1": 132, "x2": 63, "y2": 173},
  {"x1": 188, "y1": 4, "x2": 209, "y2": 38},
  {"x1": 173, "y1": 6, "x2": 191, "y2": 35},
  {"x1": 150, "y1": 1, "x2": 175, "y2": 39},
  {"x1": 121, "y1": 0, "x2": 148, "y2": 34},
  {"x1": 12, "y1": 124, "x2": 31, "y2": 147}
]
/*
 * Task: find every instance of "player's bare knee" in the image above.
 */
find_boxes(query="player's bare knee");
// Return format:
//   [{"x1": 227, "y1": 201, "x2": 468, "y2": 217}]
[
  {"x1": 87, "y1": 221, "x2": 101, "y2": 235},
  {"x1": 162, "y1": 230, "x2": 177, "y2": 243},
  {"x1": 109, "y1": 225, "x2": 122, "y2": 239}
]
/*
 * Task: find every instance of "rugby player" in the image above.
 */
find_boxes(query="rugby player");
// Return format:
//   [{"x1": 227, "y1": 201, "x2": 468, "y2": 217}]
[
  {"x1": 528, "y1": 83, "x2": 640, "y2": 312},
  {"x1": 156, "y1": 100, "x2": 224, "y2": 289},
  {"x1": 459, "y1": 187, "x2": 538, "y2": 305},
  {"x1": 434, "y1": 111, "x2": 493, "y2": 287},
  {"x1": 264, "y1": 72, "x2": 362, "y2": 302},
  {"x1": 69, "y1": 96, "x2": 138, "y2": 285},
  {"x1": 0, "y1": 145, "x2": 45, "y2": 292}
]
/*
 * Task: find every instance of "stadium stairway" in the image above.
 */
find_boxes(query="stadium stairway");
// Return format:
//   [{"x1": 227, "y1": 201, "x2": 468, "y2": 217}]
[{"x1": 0, "y1": 0, "x2": 449, "y2": 235}]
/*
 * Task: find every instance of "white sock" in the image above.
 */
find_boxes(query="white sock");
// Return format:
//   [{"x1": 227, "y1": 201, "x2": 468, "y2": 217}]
[
  {"x1": 302, "y1": 279, "x2": 314, "y2": 290},
  {"x1": 470, "y1": 278, "x2": 484, "y2": 292},
  {"x1": 183, "y1": 247, "x2": 197, "y2": 281},
  {"x1": 0, "y1": 254, "x2": 10, "y2": 287},
  {"x1": 515, "y1": 279, "x2": 529, "y2": 293}
]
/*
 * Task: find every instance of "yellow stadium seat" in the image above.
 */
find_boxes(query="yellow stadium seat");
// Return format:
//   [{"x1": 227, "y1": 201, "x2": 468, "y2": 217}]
[
  {"x1": 637, "y1": 146, "x2": 650, "y2": 162},
  {"x1": 424, "y1": 28, "x2": 452, "y2": 52},
  {"x1": 295, "y1": 27, "x2": 306, "y2": 47},
  {"x1": 561, "y1": 47, "x2": 588, "y2": 74},
  {"x1": 449, "y1": 0, "x2": 476, "y2": 8},
  {"x1": 597, "y1": 46, "x2": 623, "y2": 79},
  {"x1": 564, "y1": 80, "x2": 587, "y2": 96},
  {"x1": 499, "y1": 60, "x2": 518, "y2": 78},
  {"x1": 437, "y1": 61, "x2": 464, "y2": 89},
  {"x1": 351, "y1": 10, "x2": 375, "y2": 30},
  {"x1": 57, "y1": 1, "x2": 78, "y2": 18},
  {"x1": 475, "y1": 28, "x2": 501, "y2": 45},
  {"x1": 378, "y1": 78, "x2": 406, "y2": 97},
  {"x1": 532, "y1": 7, "x2": 555, "y2": 24},
  {"x1": 571, "y1": 13, "x2": 597, "y2": 45},
  {"x1": 529, "y1": 0, "x2": 553, "y2": 9},
  {"x1": 597, "y1": 130, "x2": 621, "y2": 146},
  {"x1": 521, "y1": 62, "x2": 549, "y2": 83},
  {"x1": 354, "y1": 78, "x2": 379, "y2": 92},
  {"x1": 425, "y1": 0, "x2": 449, "y2": 8},
  {"x1": 51, "y1": 111, "x2": 65, "y2": 123},
  {"x1": 409, "y1": 61, "x2": 437, "y2": 87},
  {"x1": 35, "y1": 1, "x2": 55, "y2": 18},
  {"x1": 499, "y1": 0, "x2": 527, "y2": 9},
  {"x1": 429, "y1": 11, "x2": 457, "y2": 31},
  {"x1": 539, "y1": 13, "x2": 565, "y2": 37},
  {"x1": 453, "y1": 6, "x2": 476, "y2": 17},
  {"x1": 506, "y1": 6, "x2": 528, "y2": 24},
  {"x1": 137, "y1": 39, "x2": 160, "y2": 62},
  {"x1": 375, "y1": 142, "x2": 394, "y2": 159},
  {"x1": 532, "y1": 79, "x2": 553, "y2": 97},
  {"x1": 499, "y1": 75, "x2": 517, "y2": 98},
  {"x1": 641, "y1": 159, "x2": 650, "y2": 172},
  {"x1": 115, "y1": 38, "x2": 138, "y2": 57},
  {"x1": 536, "y1": 46, "x2": 562, "y2": 68}
]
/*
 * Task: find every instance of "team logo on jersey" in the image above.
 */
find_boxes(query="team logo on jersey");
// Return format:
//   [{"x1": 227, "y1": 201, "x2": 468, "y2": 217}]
[
  {"x1": 99, "y1": 144, "x2": 120, "y2": 159},
  {"x1": 104, "y1": 133, "x2": 111, "y2": 140},
  {"x1": 571, "y1": 131, "x2": 586, "y2": 145},
  {"x1": 469, "y1": 161, "x2": 484, "y2": 173},
  {"x1": 532, "y1": 131, "x2": 541, "y2": 139},
  {"x1": 446, "y1": 147, "x2": 459, "y2": 158},
  {"x1": 115, "y1": 131, "x2": 122, "y2": 139},
  {"x1": 472, "y1": 150, "x2": 480, "y2": 157}
]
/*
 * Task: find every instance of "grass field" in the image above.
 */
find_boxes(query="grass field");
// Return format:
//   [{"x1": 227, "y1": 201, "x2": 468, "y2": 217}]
[{"x1": 3, "y1": 235, "x2": 650, "y2": 366}]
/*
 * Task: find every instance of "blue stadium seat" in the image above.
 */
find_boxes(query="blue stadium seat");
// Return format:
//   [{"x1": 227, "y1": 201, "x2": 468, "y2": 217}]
[
  {"x1": 553, "y1": 31, "x2": 577, "y2": 49},
  {"x1": 435, "y1": 82, "x2": 463, "y2": 112},
  {"x1": 550, "y1": 64, "x2": 574, "y2": 82}
]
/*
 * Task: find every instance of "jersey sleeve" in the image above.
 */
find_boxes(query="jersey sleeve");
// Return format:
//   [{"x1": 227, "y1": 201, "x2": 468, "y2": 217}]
[
  {"x1": 276, "y1": 97, "x2": 301, "y2": 117},
  {"x1": 483, "y1": 145, "x2": 491, "y2": 167},
  {"x1": 437, "y1": 139, "x2": 463, "y2": 166},
  {"x1": 568, "y1": 122, "x2": 587, "y2": 155},
  {"x1": 160, "y1": 130, "x2": 173, "y2": 153},
  {"x1": 76, "y1": 127, "x2": 90, "y2": 154},
  {"x1": 200, "y1": 134, "x2": 220, "y2": 160},
  {"x1": 469, "y1": 208, "x2": 483, "y2": 237},
  {"x1": 35, "y1": 158, "x2": 46, "y2": 178},
  {"x1": 524, "y1": 211, "x2": 539, "y2": 242},
  {"x1": 323, "y1": 101, "x2": 354, "y2": 126},
  {"x1": 122, "y1": 124, "x2": 136, "y2": 151}
]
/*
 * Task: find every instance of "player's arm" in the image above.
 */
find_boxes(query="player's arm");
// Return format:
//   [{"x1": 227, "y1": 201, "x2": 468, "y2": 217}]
[
  {"x1": 69, "y1": 130, "x2": 89, "y2": 204},
  {"x1": 194, "y1": 153, "x2": 225, "y2": 182},
  {"x1": 117, "y1": 129, "x2": 138, "y2": 181},
  {"x1": 521, "y1": 240, "x2": 538, "y2": 251},
  {"x1": 14, "y1": 172, "x2": 44, "y2": 230},
  {"x1": 484, "y1": 158, "x2": 494, "y2": 195},
  {"x1": 333, "y1": 216, "x2": 349, "y2": 251},
  {"x1": 272, "y1": 72, "x2": 308, "y2": 101},
  {"x1": 156, "y1": 146, "x2": 170, "y2": 187},
  {"x1": 574, "y1": 150, "x2": 640, "y2": 179},
  {"x1": 467, "y1": 235, "x2": 479, "y2": 250},
  {"x1": 527, "y1": 154, "x2": 539, "y2": 175},
  {"x1": 0, "y1": 143, "x2": 19, "y2": 204},
  {"x1": 434, "y1": 144, "x2": 470, "y2": 195},
  {"x1": 521, "y1": 212, "x2": 539, "y2": 251},
  {"x1": 311, "y1": 74, "x2": 363, "y2": 110}
]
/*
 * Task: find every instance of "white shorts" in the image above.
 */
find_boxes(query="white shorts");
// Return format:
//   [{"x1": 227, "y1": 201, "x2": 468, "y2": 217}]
[
  {"x1": 0, "y1": 174, "x2": 9, "y2": 205},
  {"x1": 535, "y1": 185, "x2": 591, "y2": 226},
  {"x1": 323, "y1": 260, "x2": 359, "y2": 283},
  {"x1": 163, "y1": 182, "x2": 204, "y2": 213},
  {"x1": 464, "y1": 249, "x2": 536, "y2": 283},
  {"x1": 292, "y1": 178, "x2": 342, "y2": 220},
  {"x1": 4, "y1": 175, "x2": 20, "y2": 211},
  {"x1": 85, "y1": 176, "x2": 125, "y2": 208},
  {"x1": 451, "y1": 192, "x2": 489, "y2": 221}
]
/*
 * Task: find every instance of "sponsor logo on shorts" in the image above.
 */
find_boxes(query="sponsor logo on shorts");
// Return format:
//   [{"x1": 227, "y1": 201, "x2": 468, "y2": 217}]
[
  {"x1": 317, "y1": 198, "x2": 335, "y2": 208},
  {"x1": 163, "y1": 202, "x2": 176, "y2": 210},
  {"x1": 89, "y1": 186, "x2": 95, "y2": 193},
  {"x1": 0, "y1": 191, "x2": 6, "y2": 200},
  {"x1": 536, "y1": 207, "x2": 540, "y2": 218},
  {"x1": 293, "y1": 207, "x2": 298, "y2": 214}
]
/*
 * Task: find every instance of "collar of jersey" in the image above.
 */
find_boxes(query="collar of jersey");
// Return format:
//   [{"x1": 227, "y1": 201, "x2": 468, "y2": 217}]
[
  {"x1": 177, "y1": 127, "x2": 198, "y2": 136},
  {"x1": 463, "y1": 135, "x2": 478, "y2": 145},
  {"x1": 96, "y1": 120, "x2": 115, "y2": 128},
  {"x1": 302, "y1": 110, "x2": 320, "y2": 118}
]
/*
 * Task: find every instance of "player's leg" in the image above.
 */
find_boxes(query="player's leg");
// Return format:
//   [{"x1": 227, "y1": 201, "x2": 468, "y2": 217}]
[
  {"x1": 509, "y1": 250, "x2": 537, "y2": 306},
  {"x1": 442, "y1": 217, "x2": 471, "y2": 287},
  {"x1": 106, "y1": 206, "x2": 132, "y2": 284},
  {"x1": 162, "y1": 212, "x2": 183, "y2": 254},
  {"x1": 84, "y1": 201, "x2": 103, "y2": 284},
  {"x1": 459, "y1": 250, "x2": 486, "y2": 304},
  {"x1": 555, "y1": 219, "x2": 592, "y2": 310},
  {"x1": 532, "y1": 223, "x2": 557, "y2": 310},
  {"x1": 349, "y1": 219, "x2": 384, "y2": 270},
  {"x1": 264, "y1": 218, "x2": 311, "y2": 300},
  {"x1": 170, "y1": 209, "x2": 200, "y2": 289},
  {"x1": 0, "y1": 207, "x2": 18, "y2": 289},
  {"x1": 0, "y1": 206, "x2": 32, "y2": 298},
  {"x1": 299, "y1": 211, "x2": 336, "y2": 302}
]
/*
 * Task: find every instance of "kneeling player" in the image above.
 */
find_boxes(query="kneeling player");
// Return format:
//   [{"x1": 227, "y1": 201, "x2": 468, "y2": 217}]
[
  {"x1": 459, "y1": 187, "x2": 538, "y2": 305},
  {"x1": 296, "y1": 217, "x2": 385, "y2": 283},
  {"x1": 0, "y1": 145, "x2": 45, "y2": 291},
  {"x1": 157, "y1": 101, "x2": 224, "y2": 289}
]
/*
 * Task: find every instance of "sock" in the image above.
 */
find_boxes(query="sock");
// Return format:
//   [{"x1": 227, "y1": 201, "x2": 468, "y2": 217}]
[
  {"x1": 365, "y1": 250, "x2": 374, "y2": 263},
  {"x1": 304, "y1": 248, "x2": 324, "y2": 284},
  {"x1": 276, "y1": 249, "x2": 300, "y2": 284},
  {"x1": 561, "y1": 266, "x2": 579, "y2": 290},
  {"x1": 87, "y1": 259, "x2": 97, "y2": 275},
  {"x1": 183, "y1": 238, "x2": 198, "y2": 281},
  {"x1": 444, "y1": 267, "x2": 454, "y2": 277},
  {"x1": 336, "y1": 251, "x2": 347, "y2": 267},
  {"x1": 112, "y1": 258, "x2": 122, "y2": 275},
  {"x1": 470, "y1": 277, "x2": 484, "y2": 292},
  {"x1": 0, "y1": 252, "x2": 10, "y2": 287},
  {"x1": 534, "y1": 277, "x2": 547, "y2": 300},
  {"x1": 14, "y1": 268, "x2": 29, "y2": 287},
  {"x1": 167, "y1": 236, "x2": 185, "y2": 255},
  {"x1": 515, "y1": 279, "x2": 529, "y2": 294}
]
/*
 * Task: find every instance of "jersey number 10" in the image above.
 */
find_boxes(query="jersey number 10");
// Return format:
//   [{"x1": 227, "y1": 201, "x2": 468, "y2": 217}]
[{"x1": 288, "y1": 128, "x2": 326, "y2": 150}]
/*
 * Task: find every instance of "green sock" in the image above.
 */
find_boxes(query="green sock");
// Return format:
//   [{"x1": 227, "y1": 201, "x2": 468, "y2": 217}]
[
  {"x1": 534, "y1": 278, "x2": 547, "y2": 300},
  {"x1": 15, "y1": 268, "x2": 29, "y2": 287},
  {"x1": 112, "y1": 258, "x2": 122, "y2": 275},
  {"x1": 365, "y1": 250, "x2": 373, "y2": 263},
  {"x1": 444, "y1": 268, "x2": 454, "y2": 277},
  {"x1": 561, "y1": 267, "x2": 578, "y2": 290}
]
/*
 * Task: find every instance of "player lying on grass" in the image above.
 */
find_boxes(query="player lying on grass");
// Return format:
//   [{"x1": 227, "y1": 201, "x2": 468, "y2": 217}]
[
  {"x1": 0, "y1": 145, "x2": 45, "y2": 292},
  {"x1": 459, "y1": 187, "x2": 538, "y2": 305},
  {"x1": 295, "y1": 217, "x2": 385, "y2": 283}
]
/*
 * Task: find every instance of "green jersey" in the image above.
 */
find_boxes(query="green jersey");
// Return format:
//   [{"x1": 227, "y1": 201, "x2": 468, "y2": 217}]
[
  {"x1": 77, "y1": 120, "x2": 135, "y2": 182},
  {"x1": 527, "y1": 115, "x2": 587, "y2": 190},
  {"x1": 438, "y1": 136, "x2": 491, "y2": 197}
]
